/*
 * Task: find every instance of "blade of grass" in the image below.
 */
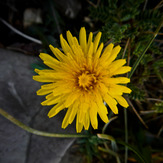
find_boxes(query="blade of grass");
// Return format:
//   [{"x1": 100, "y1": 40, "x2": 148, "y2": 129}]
[
  {"x1": 124, "y1": 108, "x2": 128, "y2": 163},
  {"x1": 0, "y1": 18, "x2": 42, "y2": 44},
  {"x1": 127, "y1": 98, "x2": 148, "y2": 129},
  {"x1": 117, "y1": 140, "x2": 147, "y2": 163},
  {"x1": 128, "y1": 18, "x2": 163, "y2": 79}
]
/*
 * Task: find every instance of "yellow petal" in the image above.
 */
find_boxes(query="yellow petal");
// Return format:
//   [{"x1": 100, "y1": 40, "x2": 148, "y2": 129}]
[
  {"x1": 63, "y1": 53, "x2": 81, "y2": 70},
  {"x1": 39, "y1": 53, "x2": 61, "y2": 69},
  {"x1": 90, "y1": 103, "x2": 98, "y2": 129},
  {"x1": 95, "y1": 94, "x2": 109, "y2": 123},
  {"x1": 41, "y1": 83, "x2": 55, "y2": 89},
  {"x1": 48, "y1": 103, "x2": 65, "y2": 118},
  {"x1": 37, "y1": 88, "x2": 53, "y2": 95},
  {"x1": 35, "y1": 69, "x2": 55, "y2": 75},
  {"x1": 112, "y1": 66, "x2": 131, "y2": 75},
  {"x1": 83, "y1": 113, "x2": 90, "y2": 130},
  {"x1": 113, "y1": 95, "x2": 129, "y2": 108},
  {"x1": 106, "y1": 45, "x2": 121, "y2": 66},
  {"x1": 97, "y1": 103, "x2": 109, "y2": 123},
  {"x1": 33, "y1": 76, "x2": 54, "y2": 83},
  {"x1": 87, "y1": 32, "x2": 93, "y2": 52},
  {"x1": 66, "y1": 30, "x2": 74, "y2": 47},
  {"x1": 78, "y1": 107, "x2": 85, "y2": 123},
  {"x1": 104, "y1": 77, "x2": 130, "y2": 85},
  {"x1": 107, "y1": 59, "x2": 126, "y2": 72},
  {"x1": 62, "y1": 107, "x2": 73, "y2": 129},
  {"x1": 101, "y1": 43, "x2": 114, "y2": 59},
  {"x1": 110, "y1": 85, "x2": 132, "y2": 94},
  {"x1": 68, "y1": 101, "x2": 79, "y2": 124},
  {"x1": 94, "y1": 42, "x2": 104, "y2": 60},
  {"x1": 53, "y1": 86, "x2": 71, "y2": 96},
  {"x1": 76, "y1": 122, "x2": 83, "y2": 133},
  {"x1": 79, "y1": 27, "x2": 87, "y2": 54},
  {"x1": 94, "y1": 32, "x2": 102, "y2": 53},
  {"x1": 33, "y1": 71, "x2": 70, "y2": 82},
  {"x1": 104, "y1": 93, "x2": 118, "y2": 114},
  {"x1": 87, "y1": 42, "x2": 94, "y2": 67},
  {"x1": 43, "y1": 61, "x2": 60, "y2": 70},
  {"x1": 60, "y1": 34, "x2": 73, "y2": 55},
  {"x1": 64, "y1": 91, "x2": 80, "y2": 107},
  {"x1": 108, "y1": 89, "x2": 123, "y2": 96},
  {"x1": 76, "y1": 112, "x2": 83, "y2": 133},
  {"x1": 98, "y1": 82, "x2": 109, "y2": 95},
  {"x1": 49, "y1": 45, "x2": 65, "y2": 61},
  {"x1": 71, "y1": 41, "x2": 85, "y2": 62},
  {"x1": 41, "y1": 95, "x2": 61, "y2": 106},
  {"x1": 45, "y1": 93, "x2": 53, "y2": 99},
  {"x1": 39, "y1": 53, "x2": 59, "y2": 65}
]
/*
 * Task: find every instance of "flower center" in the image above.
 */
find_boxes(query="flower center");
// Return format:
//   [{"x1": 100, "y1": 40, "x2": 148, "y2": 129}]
[{"x1": 78, "y1": 72, "x2": 97, "y2": 90}]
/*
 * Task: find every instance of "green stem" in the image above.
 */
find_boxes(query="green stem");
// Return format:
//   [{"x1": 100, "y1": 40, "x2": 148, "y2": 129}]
[
  {"x1": 98, "y1": 147, "x2": 121, "y2": 163},
  {"x1": 124, "y1": 18, "x2": 163, "y2": 163},
  {"x1": 124, "y1": 108, "x2": 128, "y2": 163},
  {"x1": 0, "y1": 108, "x2": 88, "y2": 138}
]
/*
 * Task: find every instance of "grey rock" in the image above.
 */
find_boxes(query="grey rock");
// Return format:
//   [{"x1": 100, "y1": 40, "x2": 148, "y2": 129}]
[{"x1": 0, "y1": 48, "x2": 77, "y2": 163}]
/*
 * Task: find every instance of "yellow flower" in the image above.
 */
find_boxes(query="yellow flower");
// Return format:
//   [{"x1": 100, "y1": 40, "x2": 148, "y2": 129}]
[{"x1": 33, "y1": 27, "x2": 131, "y2": 133}]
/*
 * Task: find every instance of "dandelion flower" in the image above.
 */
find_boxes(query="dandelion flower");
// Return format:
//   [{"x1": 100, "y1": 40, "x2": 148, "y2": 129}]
[{"x1": 33, "y1": 27, "x2": 131, "y2": 133}]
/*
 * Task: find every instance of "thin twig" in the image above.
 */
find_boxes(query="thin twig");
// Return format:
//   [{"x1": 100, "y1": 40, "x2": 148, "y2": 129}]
[
  {"x1": 154, "y1": 39, "x2": 163, "y2": 43},
  {"x1": 153, "y1": 0, "x2": 163, "y2": 10},
  {"x1": 144, "y1": 31, "x2": 163, "y2": 35},
  {"x1": 0, "y1": 108, "x2": 88, "y2": 138},
  {"x1": 122, "y1": 38, "x2": 130, "y2": 59},
  {"x1": 97, "y1": 0, "x2": 101, "y2": 7},
  {"x1": 0, "y1": 18, "x2": 42, "y2": 45},
  {"x1": 146, "y1": 98, "x2": 163, "y2": 102},
  {"x1": 157, "y1": 125, "x2": 163, "y2": 137},
  {"x1": 49, "y1": 0, "x2": 62, "y2": 34},
  {"x1": 104, "y1": 39, "x2": 113, "y2": 47},
  {"x1": 127, "y1": 38, "x2": 131, "y2": 66},
  {"x1": 143, "y1": 0, "x2": 148, "y2": 11},
  {"x1": 86, "y1": 0, "x2": 98, "y2": 8},
  {"x1": 140, "y1": 110, "x2": 156, "y2": 115},
  {"x1": 127, "y1": 99, "x2": 148, "y2": 129},
  {"x1": 146, "y1": 114, "x2": 163, "y2": 123}
]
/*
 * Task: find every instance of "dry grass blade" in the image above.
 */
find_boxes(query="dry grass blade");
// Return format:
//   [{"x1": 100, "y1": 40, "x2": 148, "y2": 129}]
[{"x1": 126, "y1": 98, "x2": 148, "y2": 129}]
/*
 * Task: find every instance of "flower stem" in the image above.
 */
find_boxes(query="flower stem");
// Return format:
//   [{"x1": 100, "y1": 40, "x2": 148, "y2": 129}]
[
  {"x1": 124, "y1": 108, "x2": 128, "y2": 163},
  {"x1": 0, "y1": 108, "x2": 88, "y2": 138}
]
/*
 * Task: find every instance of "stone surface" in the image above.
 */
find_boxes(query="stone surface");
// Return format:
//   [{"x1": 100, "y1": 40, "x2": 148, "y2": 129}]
[{"x1": 0, "y1": 48, "x2": 77, "y2": 163}]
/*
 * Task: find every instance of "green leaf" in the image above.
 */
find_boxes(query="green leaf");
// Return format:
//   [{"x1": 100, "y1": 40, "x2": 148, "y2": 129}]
[
  {"x1": 117, "y1": 140, "x2": 147, "y2": 163},
  {"x1": 97, "y1": 134, "x2": 115, "y2": 141},
  {"x1": 98, "y1": 134, "x2": 147, "y2": 163}
]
